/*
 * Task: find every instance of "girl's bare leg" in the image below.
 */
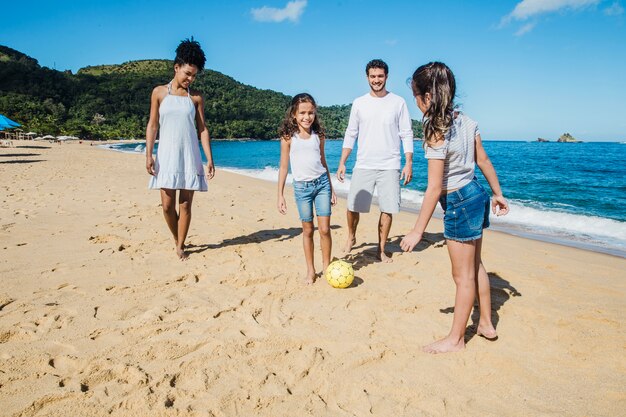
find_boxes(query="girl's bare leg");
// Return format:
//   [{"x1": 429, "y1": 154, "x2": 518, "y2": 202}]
[
  {"x1": 160, "y1": 189, "x2": 179, "y2": 248},
  {"x1": 176, "y1": 190, "x2": 194, "y2": 260},
  {"x1": 302, "y1": 221, "x2": 316, "y2": 284},
  {"x1": 423, "y1": 239, "x2": 476, "y2": 354},
  {"x1": 317, "y1": 216, "x2": 332, "y2": 273},
  {"x1": 475, "y1": 238, "x2": 497, "y2": 338}
]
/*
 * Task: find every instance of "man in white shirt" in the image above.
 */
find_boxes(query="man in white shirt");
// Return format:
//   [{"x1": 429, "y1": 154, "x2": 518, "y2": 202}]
[{"x1": 337, "y1": 59, "x2": 414, "y2": 262}]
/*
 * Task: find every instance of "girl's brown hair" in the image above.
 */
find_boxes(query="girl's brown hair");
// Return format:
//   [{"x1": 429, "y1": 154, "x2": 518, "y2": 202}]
[
  {"x1": 411, "y1": 62, "x2": 456, "y2": 146},
  {"x1": 278, "y1": 93, "x2": 325, "y2": 141}
]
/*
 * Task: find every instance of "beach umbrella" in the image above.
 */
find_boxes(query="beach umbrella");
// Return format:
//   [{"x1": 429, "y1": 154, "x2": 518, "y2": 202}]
[
  {"x1": 0, "y1": 114, "x2": 20, "y2": 129},
  {"x1": 41, "y1": 135, "x2": 55, "y2": 140}
]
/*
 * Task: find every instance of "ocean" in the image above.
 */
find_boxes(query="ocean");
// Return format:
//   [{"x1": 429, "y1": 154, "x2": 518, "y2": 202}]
[{"x1": 107, "y1": 140, "x2": 626, "y2": 258}]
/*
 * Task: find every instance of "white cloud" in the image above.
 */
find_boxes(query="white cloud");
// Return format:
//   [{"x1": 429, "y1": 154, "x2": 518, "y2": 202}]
[
  {"x1": 384, "y1": 39, "x2": 398, "y2": 46},
  {"x1": 251, "y1": 0, "x2": 308, "y2": 23},
  {"x1": 604, "y1": 1, "x2": 624, "y2": 15},
  {"x1": 501, "y1": 0, "x2": 601, "y2": 26},
  {"x1": 515, "y1": 22, "x2": 536, "y2": 36}
]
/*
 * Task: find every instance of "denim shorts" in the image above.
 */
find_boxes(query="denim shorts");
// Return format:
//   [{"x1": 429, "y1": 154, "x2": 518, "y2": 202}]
[
  {"x1": 293, "y1": 174, "x2": 332, "y2": 222},
  {"x1": 438, "y1": 178, "x2": 490, "y2": 242}
]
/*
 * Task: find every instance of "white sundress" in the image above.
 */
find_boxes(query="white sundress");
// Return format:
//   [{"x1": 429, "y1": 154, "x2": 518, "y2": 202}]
[{"x1": 148, "y1": 82, "x2": 208, "y2": 191}]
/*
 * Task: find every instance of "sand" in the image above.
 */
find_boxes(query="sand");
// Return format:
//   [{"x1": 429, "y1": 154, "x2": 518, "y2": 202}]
[{"x1": 1, "y1": 140, "x2": 624, "y2": 417}]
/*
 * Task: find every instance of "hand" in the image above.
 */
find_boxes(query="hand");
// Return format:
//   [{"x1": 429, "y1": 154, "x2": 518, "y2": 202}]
[
  {"x1": 492, "y1": 195, "x2": 509, "y2": 216},
  {"x1": 400, "y1": 230, "x2": 423, "y2": 252},
  {"x1": 331, "y1": 190, "x2": 337, "y2": 206},
  {"x1": 401, "y1": 164, "x2": 413, "y2": 185},
  {"x1": 206, "y1": 162, "x2": 215, "y2": 180},
  {"x1": 277, "y1": 196, "x2": 287, "y2": 215},
  {"x1": 336, "y1": 164, "x2": 346, "y2": 183},
  {"x1": 146, "y1": 156, "x2": 155, "y2": 176}
]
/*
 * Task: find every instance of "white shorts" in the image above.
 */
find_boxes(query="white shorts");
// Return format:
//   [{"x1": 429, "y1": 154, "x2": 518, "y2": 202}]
[{"x1": 347, "y1": 168, "x2": 400, "y2": 214}]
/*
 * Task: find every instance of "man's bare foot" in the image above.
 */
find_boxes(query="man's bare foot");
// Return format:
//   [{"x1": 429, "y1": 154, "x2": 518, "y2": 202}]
[
  {"x1": 476, "y1": 323, "x2": 498, "y2": 340},
  {"x1": 342, "y1": 237, "x2": 356, "y2": 255},
  {"x1": 422, "y1": 336, "x2": 465, "y2": 354},
  {"x1": 176, "y1": 246, "x2": 189, "y2": 261},
  {"x1": 377, "y1": 250, "x2": 393, "y2": 263}
]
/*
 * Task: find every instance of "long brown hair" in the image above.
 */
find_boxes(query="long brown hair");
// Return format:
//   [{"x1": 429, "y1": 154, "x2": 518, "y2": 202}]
[
  {"x1": 278, "y1": 93, "x2": 326, "y2": 141},
  {"x1": 410, "y1": 62, "x2": 456, "y2": 146}
]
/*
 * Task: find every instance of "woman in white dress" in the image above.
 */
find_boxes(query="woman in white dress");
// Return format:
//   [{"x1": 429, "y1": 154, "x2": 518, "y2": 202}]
[{"x1": 146, "y1": 39, "x2": 215, "y2": 260}]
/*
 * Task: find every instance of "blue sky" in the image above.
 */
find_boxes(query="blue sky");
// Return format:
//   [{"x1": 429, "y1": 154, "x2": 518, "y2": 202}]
[{"x1": 2, "y1": 0, "x2": 625, "y2": 141}]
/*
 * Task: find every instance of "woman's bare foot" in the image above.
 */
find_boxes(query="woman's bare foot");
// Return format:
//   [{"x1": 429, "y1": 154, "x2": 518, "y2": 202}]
[
  {"x1": 476, "y1": 323, "x2": 498, "y2": 340},
  {"x1": 377, "y1": 250, "x2": 393, "y2": 263},
  {"x1": 422, "y1": 336, "x2": 465, "y2": 354},
  {"x1": 342, "y1": 236, "x2": 356, "y2": 255},
  {"x1": 176, "y1": 245, "x2": 189, "y2": 261}
]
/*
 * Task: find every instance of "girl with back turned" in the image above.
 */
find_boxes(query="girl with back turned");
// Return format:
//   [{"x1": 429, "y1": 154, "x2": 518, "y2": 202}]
[
  {"x1": 400, "y1": 62, "x2": 509, "y2": 353},
  {"x1": 277, "y1": 93, "x2": 337, "y2": 285},
  {"x1": 146, "y1": 39, "x2": 215, "y2": 260}
]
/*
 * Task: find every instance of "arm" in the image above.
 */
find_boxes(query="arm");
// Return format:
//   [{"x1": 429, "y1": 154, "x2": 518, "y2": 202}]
[
  {"x1": 400, "y1": 157, "x2": 444, "y2": 252},
  {"x1": 194, "y1": 93, "x2": 214, "y2": 179},
  {"x1": 399, "y1": 101, "x2": 414, "y2": 185},
  {"x1": 336, "y1": 147, "x2": 352, "y2": 183},
  {"x1": 145, "y1": 87, "x2": 161, "y2": 175},
  {"x1": 475, "y1": 133, "x2": 508, "y2": 216},
  {"x1": 338, "y1": 102, "x2": 358, "y2": 182},
  {"x1": 277, "y1": 138, "x2": 290, "y2": 214},
  {"x1": 319, "y1": 136, "x2": 337, "y2": 205}
]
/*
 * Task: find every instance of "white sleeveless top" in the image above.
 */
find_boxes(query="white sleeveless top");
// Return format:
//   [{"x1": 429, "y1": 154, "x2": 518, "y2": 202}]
[
  {"x1": 289, "y1": 132, "x2": 327, "y2": 182},
  {"x1": 148, "y1": 82, "x2": 208, "y2": 191}
]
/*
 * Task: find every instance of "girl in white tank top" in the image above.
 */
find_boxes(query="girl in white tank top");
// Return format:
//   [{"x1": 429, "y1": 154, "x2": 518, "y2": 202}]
[{"x1": 277, "y1": 94, "x2": 337, "y2": 285}]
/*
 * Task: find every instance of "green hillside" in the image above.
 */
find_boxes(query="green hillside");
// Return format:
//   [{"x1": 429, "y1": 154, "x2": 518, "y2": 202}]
[{"x1": 0, "y1": 45, "x2": 422, "y2": 140}]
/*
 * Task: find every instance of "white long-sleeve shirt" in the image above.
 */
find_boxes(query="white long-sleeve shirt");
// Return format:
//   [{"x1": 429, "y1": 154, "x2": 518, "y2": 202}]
[{"x1": 342, "y1": 92, "x2": 414, "y2": 170}]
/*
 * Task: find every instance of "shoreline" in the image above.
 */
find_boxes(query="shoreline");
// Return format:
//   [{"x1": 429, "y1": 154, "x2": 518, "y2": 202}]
[{"x1": 103, "y1": 141, "x2": 626, "y2": 258}]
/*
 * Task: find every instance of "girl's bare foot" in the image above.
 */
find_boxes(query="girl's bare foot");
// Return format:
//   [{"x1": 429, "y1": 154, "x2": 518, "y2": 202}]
[
  {"x1": 422, "y1": 336, "x2": 465, "y2": 354},
  {"x1": 304, "y1": 271, "x2": 316, "y2": 285},
  {"x1": 476, "y1": 323, "x2": 498, "y2": 340},
  {"x1": 342, "y1": 237, "x2": 356, "y2": 255}
]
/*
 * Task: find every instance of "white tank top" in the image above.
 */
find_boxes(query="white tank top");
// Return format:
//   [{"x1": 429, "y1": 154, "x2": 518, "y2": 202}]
[{"x1": 289, "y1": 132, "x2": 327, "y2": 181}]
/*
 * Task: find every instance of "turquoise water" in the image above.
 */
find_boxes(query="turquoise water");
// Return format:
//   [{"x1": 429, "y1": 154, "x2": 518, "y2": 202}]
[{"x1": 109, "y1": 140, "x2": 626, "y2": 257}]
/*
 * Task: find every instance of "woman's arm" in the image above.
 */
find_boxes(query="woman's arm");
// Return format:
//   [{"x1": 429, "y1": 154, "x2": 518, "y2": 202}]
[
  {"x1": 475, "y1": 133, "x2": 508, "y2": 216},
  {"x1": 277, "y1": 138, "x2": 290, "y2": 214},
  {"x1": 145, "y1": 86, "x2": 162, "y2": 175},
  {"x1": 319, "y1": 136, "x2": 337, "y2": 205},
  {"x1": 400, "y1": 158, "x2": 445, "y2": 252},
  {"x1": 194, "y1": 93, "x2": 215, "y2": 179}
]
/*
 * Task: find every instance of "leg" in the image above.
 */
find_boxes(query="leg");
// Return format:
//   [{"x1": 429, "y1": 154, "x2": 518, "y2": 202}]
[
  {"x1": 423, "y1": 239, "x2": 477, "y2": 354},
  {"x1": 474, "y1": 238, "x2": 497, "y2": 338},
  {"x1": 160, "y1": 189, "x2": 179, "y2": 246},
  {"x1": 317, "y1": 216, "x2": 332, "y2": 272},
  {"x1": 377, "y1": 212, "x2": 393, "y2": 263},
  {"x1": 343, "y1": 210, "x2": 359, "y2": 254},
  {"x1": 302, "y1": 221, "x2": 316, "y2": 284},
  {"x1": 376, "y1": 169, "x2": 400, "y2": 263},
  {"x1": 176, "y1": 190, "x2": 195, "y2": 260},
  {"x1": 344, "y1": 169, "x2": 375, "y2": 254}
]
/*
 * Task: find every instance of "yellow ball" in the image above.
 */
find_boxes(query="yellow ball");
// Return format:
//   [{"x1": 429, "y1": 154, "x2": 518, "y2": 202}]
[{"x1": 325, "y1": 260, "x2": 354, "y2": 289}]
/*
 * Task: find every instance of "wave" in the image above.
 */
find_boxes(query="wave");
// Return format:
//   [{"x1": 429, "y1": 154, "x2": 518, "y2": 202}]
[{"x1": 224, "y1": 166, "x2": 626, "y2": 256}]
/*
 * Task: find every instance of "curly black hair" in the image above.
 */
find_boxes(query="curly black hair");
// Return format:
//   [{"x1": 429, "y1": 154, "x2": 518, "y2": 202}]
[
  {"x1": 175, "y1": 38, "x2": 206, "y2": 72},
  {"x1": 366, "y1": 59, "x2": 388, "y2": 75}
]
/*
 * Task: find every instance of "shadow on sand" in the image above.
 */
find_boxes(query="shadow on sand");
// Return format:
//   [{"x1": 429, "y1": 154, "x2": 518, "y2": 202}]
[
  {"x1": 439, "y1": 272, "x2": 522, "y2": 342},
  {"x1": 0, "y1": 159, "x2": 46, "y2": 164},
  {"x1": 186, "y1": 225, "x2": 341, "y2": 255},
  {"x1": 341, "y1": 231, "x2": 446, "y2": 272}
]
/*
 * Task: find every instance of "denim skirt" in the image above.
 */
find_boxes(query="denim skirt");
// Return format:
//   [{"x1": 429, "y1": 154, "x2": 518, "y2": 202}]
[{"x1": 438, "y1": 178, "x2": 490, "y2": 242}]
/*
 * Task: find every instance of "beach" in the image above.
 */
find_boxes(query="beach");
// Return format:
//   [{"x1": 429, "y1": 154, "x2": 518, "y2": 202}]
[{"x1": 1, "y1": 140, "x2": 625, "y2": 416}]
